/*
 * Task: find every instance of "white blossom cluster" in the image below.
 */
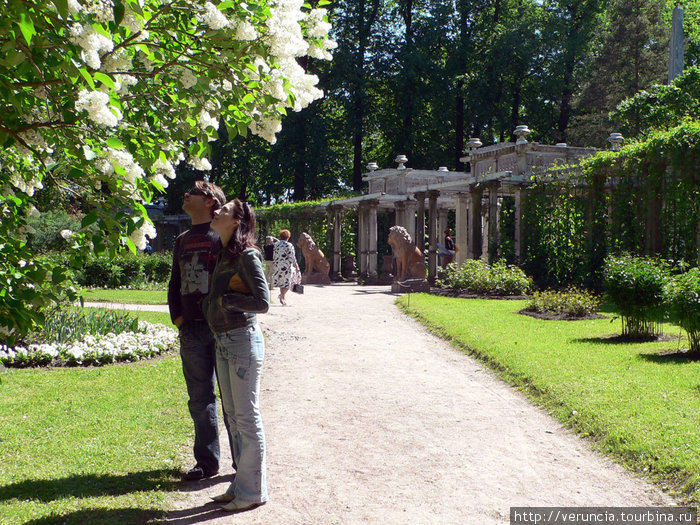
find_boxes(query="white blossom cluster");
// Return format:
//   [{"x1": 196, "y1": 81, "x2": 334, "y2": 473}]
[
  {"x1": 129, "y1": 220, "x2": 157, "y2": 250},
  {"x1": 70, "y1": 23, "x2": 115, "y2": 70},
  {"x1": 100, "y1": 148, "x2": 141, "y2": 183},
  {"x1": 0, "y1": 321, "x2": 178, "y2": 368},
  {"x1": 199, "y1": 1, "x2": 230, "y2": 30},
  {"x1": 75, "y1": 90, "x2": 121, "y2": 127}
]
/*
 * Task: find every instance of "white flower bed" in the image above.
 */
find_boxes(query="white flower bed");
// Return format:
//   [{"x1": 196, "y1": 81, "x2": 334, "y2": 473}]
[{"x1": 0, "y1": 322, "x2": 178, "y2": 368}]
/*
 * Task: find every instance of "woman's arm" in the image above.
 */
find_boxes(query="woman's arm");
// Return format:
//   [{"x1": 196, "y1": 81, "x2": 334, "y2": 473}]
[{"x1": 221, "y1": 250, "x2": 270, "y2": 314}]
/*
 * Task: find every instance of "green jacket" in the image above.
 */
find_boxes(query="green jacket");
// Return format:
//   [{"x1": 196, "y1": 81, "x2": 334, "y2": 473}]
[{"x1": 204, "y1": 247, "x2": 270, "y2": 334}]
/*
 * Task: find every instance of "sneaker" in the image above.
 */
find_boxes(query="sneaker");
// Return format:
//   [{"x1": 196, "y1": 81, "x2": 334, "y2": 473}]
[
  {"x1": 182, "y1": 465, "x2": 218, "y2": 481},
  {"x1": 220, "y1": 499, "x2": 266, "y2": 512}
]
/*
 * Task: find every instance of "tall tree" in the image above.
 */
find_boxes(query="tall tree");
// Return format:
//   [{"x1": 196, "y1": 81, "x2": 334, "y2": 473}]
[{"x1": 569, "y1": 0, "x2": 669, "y2": 146}]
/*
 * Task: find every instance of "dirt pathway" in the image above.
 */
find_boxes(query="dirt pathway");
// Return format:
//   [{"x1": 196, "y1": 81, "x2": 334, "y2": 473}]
[{"x1": 157, "y1": 283, "x2": 671, "y2": 524}]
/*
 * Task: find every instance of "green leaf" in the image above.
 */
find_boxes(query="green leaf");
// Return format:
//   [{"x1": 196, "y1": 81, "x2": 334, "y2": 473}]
[
  {"x1": 219, "y1": 1, "x2": 236, "y2": 8},
  {"x1": 92, "y1": 23, "x2": 112, "y2": 38},
  {"x1": 94, "y1": 72, "x2": 115, "y2": 89},
  {"x1": 125, "y1": 237, "x2": 137, "y2": 254},
  {"x1": 81, "y1": 211, "x2": 99, "y2": 228},
  {"x1": 78, "y1": 68, "x2": 96, "y2": 90},
  {"x1": 318, "y1": 0, "x2": 331, "y2": 5},
  {"x1": 106, "y1": 138, "x2": 125, "y2": 149},
  {"x1": 113, "y1": 0, "x2": 126, "y2": 26},
  {"x1": 16, "y1": 12, "x2": 36, "y2": 46},
  {"x1": 53, "y1": 0, "x2": 69, "y2": 18}
]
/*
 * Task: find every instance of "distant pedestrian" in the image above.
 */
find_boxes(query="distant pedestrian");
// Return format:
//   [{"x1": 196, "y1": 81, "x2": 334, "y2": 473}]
[
  {"x1": 271, "y1": 230, "x2": 300, "y2": 306},
  {"x1": 263, "y1": 236, "x2": 277, "y2": 290}
]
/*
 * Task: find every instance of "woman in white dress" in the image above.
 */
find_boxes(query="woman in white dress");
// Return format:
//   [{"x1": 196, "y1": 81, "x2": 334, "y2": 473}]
[{"x1": 271, "y1": 229, "x2": 299, "y2": 305}]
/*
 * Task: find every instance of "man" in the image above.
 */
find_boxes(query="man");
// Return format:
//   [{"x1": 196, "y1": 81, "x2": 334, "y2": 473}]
[{"x1": 168, "y1": 180, "x2": 232, "y2": 481}]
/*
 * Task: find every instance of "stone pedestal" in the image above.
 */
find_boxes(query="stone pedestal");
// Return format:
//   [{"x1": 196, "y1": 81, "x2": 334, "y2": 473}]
[
  {"x1": 302, "y1": 273, "x2": 331, "y2": 285},
  {"x1": 342, "y1": 255, "x2": 356, "y2": 278},
  {"x1": 380, "y1": 254, "x2": 395, "y2": 283},
  {"x1": 391, "y1": 278, "x2": 431, "y2": 293}
]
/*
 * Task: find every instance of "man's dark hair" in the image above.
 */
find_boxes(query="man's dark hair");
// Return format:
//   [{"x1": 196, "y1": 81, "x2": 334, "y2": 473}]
[{"x1": 192, "y1": 180, "x2": 226, "y2": 216}]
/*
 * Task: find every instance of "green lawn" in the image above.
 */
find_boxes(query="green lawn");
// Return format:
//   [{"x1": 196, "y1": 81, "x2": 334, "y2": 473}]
[
  {"x1": 81, "y1": 289, "x2": 168, "y2": 305},
  {"x1": 398, "y1": 294, "x2": 700, "y2": 505},
  {"x1": 0, "y1": 312, "x2": 187, "y2": 524}
]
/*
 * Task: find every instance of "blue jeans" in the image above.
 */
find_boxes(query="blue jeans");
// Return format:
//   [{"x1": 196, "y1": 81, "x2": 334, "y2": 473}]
[
  {"x1": 180, "y1": 321, "x2": 234, "y2": 473},
  {"x1": 214, "y1": 324, "x2": 267, "y2": 503}
]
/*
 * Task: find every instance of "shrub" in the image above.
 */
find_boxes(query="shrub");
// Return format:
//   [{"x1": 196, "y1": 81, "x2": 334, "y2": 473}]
[
  {"x1": 79, "y1": 251, "x2": 172, "y2": 288},
  {"x1": 437, "y1": 259, "x2": 533, "y2": 295},
  {"x1": 25, "y1": 307, "x2": 140, "y2": 345},
  {"x1": 664, "y1": 268, "x2": 700, "y2": 356},
  {"x1": 603, "y1": 254, "x2": 670, "y2": 339},
  {"x1": 527, "y1": 288, "x2": 601, "y2": 317},
  {"x1": 142, "y1": 252, "x2": 173, "y2": 283}
]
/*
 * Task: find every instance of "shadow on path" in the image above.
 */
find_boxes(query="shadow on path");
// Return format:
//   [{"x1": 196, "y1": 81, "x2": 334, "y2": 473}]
[
  {"x1": 0, "y1": 469, "x2": 178, "y2": 503},
  {"x1": 23, "y1": 507, "x2": 161, "y2": 525}
]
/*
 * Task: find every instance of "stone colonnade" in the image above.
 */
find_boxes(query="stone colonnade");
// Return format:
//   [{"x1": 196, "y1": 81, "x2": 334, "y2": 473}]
[{"x1": 330, "y1": 182, "x2": 527, "y2": 284}]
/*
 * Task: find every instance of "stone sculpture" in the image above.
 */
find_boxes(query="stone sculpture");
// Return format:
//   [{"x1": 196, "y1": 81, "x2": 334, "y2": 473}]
[
  {"x1": 297, "y1": 232, "x2": 331, "y2": 284},
  {"x1": 388, "y1": 226, "x2": 426, "y2": 281}
]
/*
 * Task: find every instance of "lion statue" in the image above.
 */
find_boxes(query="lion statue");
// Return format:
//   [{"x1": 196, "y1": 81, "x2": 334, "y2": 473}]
[
  {"x1": 297, "y1": 232, "x2": 331, "y2": 283},
  {"x1": 388, "y1": 226, "x2": 426, "y2": 280}
]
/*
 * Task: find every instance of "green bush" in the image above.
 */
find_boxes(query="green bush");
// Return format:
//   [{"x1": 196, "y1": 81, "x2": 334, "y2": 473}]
[
  {"x1": 664, "y1": 268, "x2": 700, "y2": 356},
  {"x1": 437, "y1": 259, "x2": 533, "y2": 295},
  {"x1": 26, "y1": 209, "x2": 83, "y2": 253},
  {"x1": 526, "y1": 288, "x2": 601, "y2": 317},
  {"x1": 142, "y1": 251, "x2": 173, "y2": 282},
  {"x1": 79, "y1": 251, "x2": 172, "y2": 288},
  {"x1": 603, "y1": 254, "x2": 670, "y2": 339}
]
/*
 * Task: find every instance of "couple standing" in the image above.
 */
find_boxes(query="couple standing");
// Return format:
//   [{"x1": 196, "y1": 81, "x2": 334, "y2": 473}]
[{"x1": 167, "y1": 181, "x2": 268, "y2": 513}]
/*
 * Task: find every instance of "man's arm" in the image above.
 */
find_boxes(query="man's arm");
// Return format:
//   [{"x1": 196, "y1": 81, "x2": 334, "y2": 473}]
[{"x1": 168, "y1": 234, "x2": 184, "y2": 326}]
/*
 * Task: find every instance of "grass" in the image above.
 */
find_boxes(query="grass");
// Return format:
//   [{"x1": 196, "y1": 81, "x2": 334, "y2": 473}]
[
  {"x1": 81, "y1": 289, "x2": 168, "y2": 305},
  {"x1": 0, "y1": 310, "x2": 187, "y2": 524},
  {"x1": 398, "y1": 294, "x2": 700, "y2": 505}
]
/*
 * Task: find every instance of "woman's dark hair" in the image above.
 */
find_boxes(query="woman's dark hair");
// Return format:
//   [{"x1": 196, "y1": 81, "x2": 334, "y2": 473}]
[{"x1": 225, "y1": 199, "x2": 258, "y2": 258}]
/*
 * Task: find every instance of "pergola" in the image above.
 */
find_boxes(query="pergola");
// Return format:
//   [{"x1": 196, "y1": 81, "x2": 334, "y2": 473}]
[{"x1": 323, "y1": 129, "x2": 599, "y2": 283}]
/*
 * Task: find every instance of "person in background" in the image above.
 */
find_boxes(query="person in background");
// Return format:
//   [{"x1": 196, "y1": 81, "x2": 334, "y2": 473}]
[
  {"x1": 438, "y1": 228, "x2": 456, "y2": 267},
  {"x1": 263, "y1": 236, "x2": 277, "y2": 291},
  {"x1": 204, "y1": 199, "x2": 270, "y2": 512},
  {"x1": 167, "y1": 180, "x2": 233, "y2": 481},
  {"x1": 271, "y1": 230, "x2": 299, "y2": 306}
]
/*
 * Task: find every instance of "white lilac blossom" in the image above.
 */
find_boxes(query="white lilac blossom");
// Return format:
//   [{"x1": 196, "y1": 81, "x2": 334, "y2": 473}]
[
  {"x1": 75, "y1": 90, "x2": 121, "y2": 127},
  {"x1": 129, "y1": 221, "x2": 157, "y2": 250},
  {"x1": 199, "y1": 109, "x2": 219, "y2": 132},
  {"x1": 200, "y1": 2, "x2": 230, "y2": 30},
  {"x1": 69, "y1": 23, "x2": 114, "y2": 70},
  {"x1": 188, "y1": 156, "x2": 212, "y2": 171},
  {"x1": 305, "y1": 9, "x2": 332, "y2": 38}
]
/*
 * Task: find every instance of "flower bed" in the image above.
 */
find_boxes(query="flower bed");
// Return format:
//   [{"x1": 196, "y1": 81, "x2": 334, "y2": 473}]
[{"x1": 0, "y1": 321, "x2": 178, "y2": 368}]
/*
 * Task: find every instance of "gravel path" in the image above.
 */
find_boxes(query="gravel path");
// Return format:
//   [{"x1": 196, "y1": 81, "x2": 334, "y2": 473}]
[{"x1": 138, "y1": 284, "x2": 672, "y2": 524}]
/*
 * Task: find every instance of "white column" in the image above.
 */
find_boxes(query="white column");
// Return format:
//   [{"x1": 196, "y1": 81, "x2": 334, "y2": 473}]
[
  {"x1": 368, "y1": 200, "x2": 379, "y2": 278},
  {"x1": 331, "y1": 205, "x2": 342, "y2": 280},
  {"x1": 358, "y1": 203, "x2": 367, "y2": 278},
  {"x1": 404, "y1": 200, "x2": 417, "y2": 242},
  {"x1": 428, "y1": 190, "x2": 439, "y2": 283},
  {"x1": 514, "y1": 188, "x2": 523, "y2": 264},
  {"x1": 455, "y1": 193, "x2": 469, "y2": 266},
  {"x1": 394, "y1": 201, "x2": 405, "y2": 228}
]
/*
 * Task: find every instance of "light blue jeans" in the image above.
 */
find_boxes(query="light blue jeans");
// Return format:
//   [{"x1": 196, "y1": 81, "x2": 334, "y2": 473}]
[{"x1": 214, "y1": 324, "x2": 267, "y2": 503}]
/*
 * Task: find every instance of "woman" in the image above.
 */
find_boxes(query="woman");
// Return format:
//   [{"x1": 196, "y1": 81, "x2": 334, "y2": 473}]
[
  {"x1": 271, "y1": 229, "x2": 299, "y2": 306},
  {"x1": 204, "y1": 199, "x2": 270, "y2": 512}
]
